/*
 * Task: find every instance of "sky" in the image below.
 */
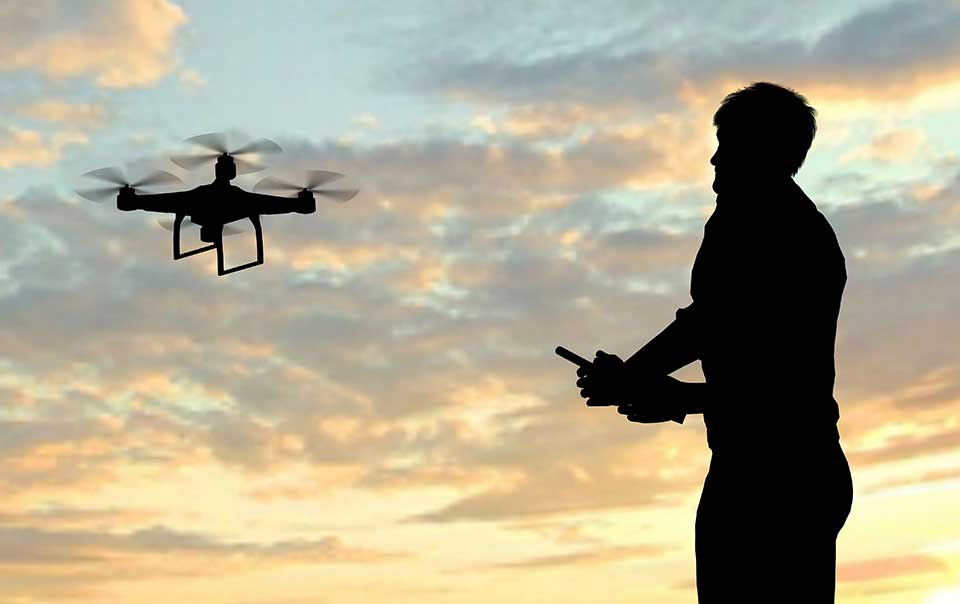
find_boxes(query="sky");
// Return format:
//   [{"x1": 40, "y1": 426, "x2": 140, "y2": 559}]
[{"x1": 1, "y1": 0, "x2": 960, "y2": 602}]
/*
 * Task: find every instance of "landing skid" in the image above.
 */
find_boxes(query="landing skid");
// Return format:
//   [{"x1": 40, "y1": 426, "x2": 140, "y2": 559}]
[{"x1": 171, "y1": 213, "x2": 264, "y2": 276}]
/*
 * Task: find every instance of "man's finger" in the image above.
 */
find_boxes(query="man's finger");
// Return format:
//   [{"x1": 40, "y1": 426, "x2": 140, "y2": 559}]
[
  {"x1": 577, "y1": 367, "x2": 587, "y2": 377},
  {"x1": 587, "y1": 397, "x2": 613, "y2": 407}
]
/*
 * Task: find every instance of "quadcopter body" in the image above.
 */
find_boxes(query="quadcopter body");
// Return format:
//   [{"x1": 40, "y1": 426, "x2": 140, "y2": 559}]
[{"x1": 78, "y1": 133, "x2": 357, "y2": 276}]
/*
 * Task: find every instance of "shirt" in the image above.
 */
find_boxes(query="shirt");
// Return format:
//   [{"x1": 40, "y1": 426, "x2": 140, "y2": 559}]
[{"x1": 676, "y1": 178, "x2": 846, "y2": 452}]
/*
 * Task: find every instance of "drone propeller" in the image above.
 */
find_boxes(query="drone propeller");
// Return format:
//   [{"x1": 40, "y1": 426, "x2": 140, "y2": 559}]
[
  {"x1": 170, "y1": 132, "x2": 282, "y2": 173},
  {"x1": 253, "y1": 170, "x2": 358, "y2": 202},
  {"x1": 76, "y1": 167, "x2": 181, "y2": 202},
  {"x1": 157, "y1": 217, "x2": 245, "y2": 237}
]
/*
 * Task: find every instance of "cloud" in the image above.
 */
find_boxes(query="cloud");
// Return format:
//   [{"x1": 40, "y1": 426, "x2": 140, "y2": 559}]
[
  {"x1": 352, "y1": 113, "x2": 379, "y2": 130},
  {"x1": 0, "y1": 504, "x2": 159, "y2": 531},
  {"x1": 0, "y1": 524, "x2": 407, "y2": 600},
  {"x1": 858, "y1": 465, "x2": 960, "y2": 496},
  {"x1": 0, "y1": 126, "x2": 87, "y2": 168},
  {"x1": 355, "y1": 463, "x2": 500, "y2": 492},
  {"x1": 0, "y1": 409, "x2": 207, "y2": 502},
  {"x1": 848, "y1": 424, "x2": 960, "y2": 467},
  {"x1": 3, "y1": 3, "x2": 960, "y2": 601},
  {"x1": 178, "y1": 67, "x2": 206, "y2": 89},
  {"x1": 837, "y1": 552, "x2": 947, "y2": 583},
  {"x1": 407, "y1": 446, "x2": 703, "y2": 522},
  {"x1": 0, "y1": 415, "x2": 119, "y2": 497},
  {"x1": 0, "y1": 0, "x2": 188, "y2": 88},
  {"x1": 0, "y1": 124, "x2": 952, "y2": 501},
  {"x1": 402, "y1": 1, "x2": 960, "y2": 110},
  {"x1": 481, "y1": 543, "x2": 671, "y2": 569},
  {"x1": 814, "y1": 165, "x2": 960, "y2": 412},
  {"x1": 840, "y1": 128, "x2": 928, "y2": 165},
  {"x1": 0, "y1": 108, "x2": 957, "y2": 545},
  {"x1": 13, "y1": 98, "x2": 110, "y2": 127}
]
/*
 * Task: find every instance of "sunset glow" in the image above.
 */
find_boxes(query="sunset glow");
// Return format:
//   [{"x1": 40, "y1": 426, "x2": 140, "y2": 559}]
[{"x1": 1, "y1": 1, "x2": 960, "y2": 602}]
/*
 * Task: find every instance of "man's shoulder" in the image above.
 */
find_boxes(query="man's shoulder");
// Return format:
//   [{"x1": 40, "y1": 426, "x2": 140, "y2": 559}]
[
  {"x1": 786, "y1": 189, "x2": 846, "y2": 281},
  {"x1": 787, "y1": 184, "x2": 841, "y2": 241},
  {"x1": 805, "y1": 200, "x2": 843, "y2": 256}
]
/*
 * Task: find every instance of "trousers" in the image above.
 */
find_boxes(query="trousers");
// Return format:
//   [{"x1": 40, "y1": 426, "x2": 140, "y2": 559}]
[{"x1": 695, "y1": 439, "x2": 853, "y2": 604}]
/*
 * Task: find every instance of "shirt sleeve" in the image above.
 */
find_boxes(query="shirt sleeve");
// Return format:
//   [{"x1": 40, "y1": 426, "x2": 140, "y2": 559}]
[
  {"x1": 668, "y1": 304, "x2": 701, "y2": 425},
  {"x1": 674, "y1": 302, "x2": 703, "y2": 361},
  {"x1": 675, "y1": 303, "x2": 697, "y2": 326}
]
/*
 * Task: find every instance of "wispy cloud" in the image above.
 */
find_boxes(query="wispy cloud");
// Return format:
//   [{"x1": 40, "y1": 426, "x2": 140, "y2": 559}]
[
  {"x1": 0, "y1": 126, "x2": 87, "y2": 169},
  {"x1": 0, "y1": 0, "x2": 188, "y2": 88},
  {"x1": 404, "y1": 1, "x2": 960, "y2": 109},
  {"x1": 480, "y1": 543, "x2": 671, "y2": 569},
  {"x1": 837, "y1": 552, "x2": 947, "y2": 583}
]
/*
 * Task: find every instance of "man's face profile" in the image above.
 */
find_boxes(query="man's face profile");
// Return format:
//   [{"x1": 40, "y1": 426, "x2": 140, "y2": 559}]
[
  {"x1": 709, "y1": 130, "x2": 726, "y2": 195},
  {"x1": 710, "y1": 126, "x2": 785, "y2": 195}
]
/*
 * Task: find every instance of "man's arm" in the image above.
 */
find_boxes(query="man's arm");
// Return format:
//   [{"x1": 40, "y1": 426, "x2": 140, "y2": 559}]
[
  {"x1": 618, "y1": 379, "x2": 713, "y2": 424},
  {"x1": 675, "y1": 382, "x2": 711, "y2": 415},
  {"x1": 624, "y1": 304, "x2": 701, "y2": 376},
  {"x1": 620, "y1": 304, "x2": 702, "y2": 423}
]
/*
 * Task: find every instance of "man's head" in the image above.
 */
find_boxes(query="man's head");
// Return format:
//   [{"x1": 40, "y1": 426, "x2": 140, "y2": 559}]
[{"x1": 710, "y1": 82, "x2": 817, "y2": 195}]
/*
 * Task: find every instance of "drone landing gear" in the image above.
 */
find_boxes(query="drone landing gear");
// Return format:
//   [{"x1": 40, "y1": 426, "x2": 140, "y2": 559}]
[
  {"x1": 217, "y1": 215, "x2": 263, "y2": 276},
  {"x1": 171, "y1": 213, "x2": 264, "y2": 276},
  {"x1": 172, "y1": 214, "x2": 216, "y2": 259}
]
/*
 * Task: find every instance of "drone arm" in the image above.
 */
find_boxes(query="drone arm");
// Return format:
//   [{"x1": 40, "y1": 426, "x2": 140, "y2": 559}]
[
  {"x1": 240, "y1": 190, "x2": 312, "y2": 215},
  {"x1": 129, "y1": 189, "x2": 198, "y2": 213}
]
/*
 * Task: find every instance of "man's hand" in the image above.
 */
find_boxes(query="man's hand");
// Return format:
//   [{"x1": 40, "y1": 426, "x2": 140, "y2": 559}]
[
  {"x1": 577, "y1": 350, "x2": 625, "y2": 406},
  {"x1": 616, "y1": 375, "x2": 686, "y2": 423}
]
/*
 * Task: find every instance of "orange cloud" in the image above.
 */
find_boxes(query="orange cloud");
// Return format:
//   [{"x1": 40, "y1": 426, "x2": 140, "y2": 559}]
[
  {"x1": 1, "y1": 0, "x2": 188, "y2": 88},
  {"x1": 15, "y1": 98, "x2": 110, "y2": 127},
  {"x1": 415, "y1": 2, "x2": 960, "y2": 118},
  {"x1": 408, "y1": 458, "x2": 699, "y2": 522},
  {"x1": 483, "y1": 543, "x2": 671, "y2": 569},
  {"x1": 837, "y1": 553, "x2": 947, "y2": 583},
  {"x1": 0, "y1": 524, "x2": 408, "y2": 601},
  {"x1": 0, "y1": 126, "x2": 87, "y2": 169},
  {"x1": 840, "y1": 129, "x2": 928, "y2": 165}
]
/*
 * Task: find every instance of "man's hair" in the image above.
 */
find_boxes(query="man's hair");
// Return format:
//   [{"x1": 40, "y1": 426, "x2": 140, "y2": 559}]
[{"x1": 712, "y1": 82, "x2": 817, "y2": 176}]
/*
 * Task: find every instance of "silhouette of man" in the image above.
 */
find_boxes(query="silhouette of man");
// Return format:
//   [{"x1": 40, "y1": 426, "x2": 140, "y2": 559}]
[{"x1": 576, "y1": 82, "x2": 854, "y2": 603}]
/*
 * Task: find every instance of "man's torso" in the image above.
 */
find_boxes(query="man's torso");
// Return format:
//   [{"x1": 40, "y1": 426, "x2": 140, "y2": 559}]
[{"x1": 689, "y1": 179, "x2": 846, "y2": 452}]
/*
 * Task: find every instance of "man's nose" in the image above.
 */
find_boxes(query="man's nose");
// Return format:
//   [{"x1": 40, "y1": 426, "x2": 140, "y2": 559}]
[{"x1": 710, "y1": 150, "x2": 719, "y2": 166}]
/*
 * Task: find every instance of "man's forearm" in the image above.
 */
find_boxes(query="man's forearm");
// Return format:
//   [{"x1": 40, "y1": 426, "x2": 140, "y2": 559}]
[
  {"x1": 666, "y1": 382, "x2": 711, "y2": 424},
  {"x1": 618, "y1": 380, "x2": 712, "y2": 425},
  {"x1": 624, "y1": 316, "x2": 699, "y2": 376},
  {"x1": 678, "y1": 382, "x2": 711, "y2": 415}
]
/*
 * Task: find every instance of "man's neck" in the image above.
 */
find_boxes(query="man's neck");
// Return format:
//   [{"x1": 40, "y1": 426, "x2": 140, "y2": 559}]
[{"x1": 717, "y1": 175, "x2": 795, "y2": 208}]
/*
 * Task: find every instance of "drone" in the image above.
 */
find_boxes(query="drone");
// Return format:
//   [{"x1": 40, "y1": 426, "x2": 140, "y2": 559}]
[{"x1": 76, "y1": 133, "x2": 358, "y2": 276}]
